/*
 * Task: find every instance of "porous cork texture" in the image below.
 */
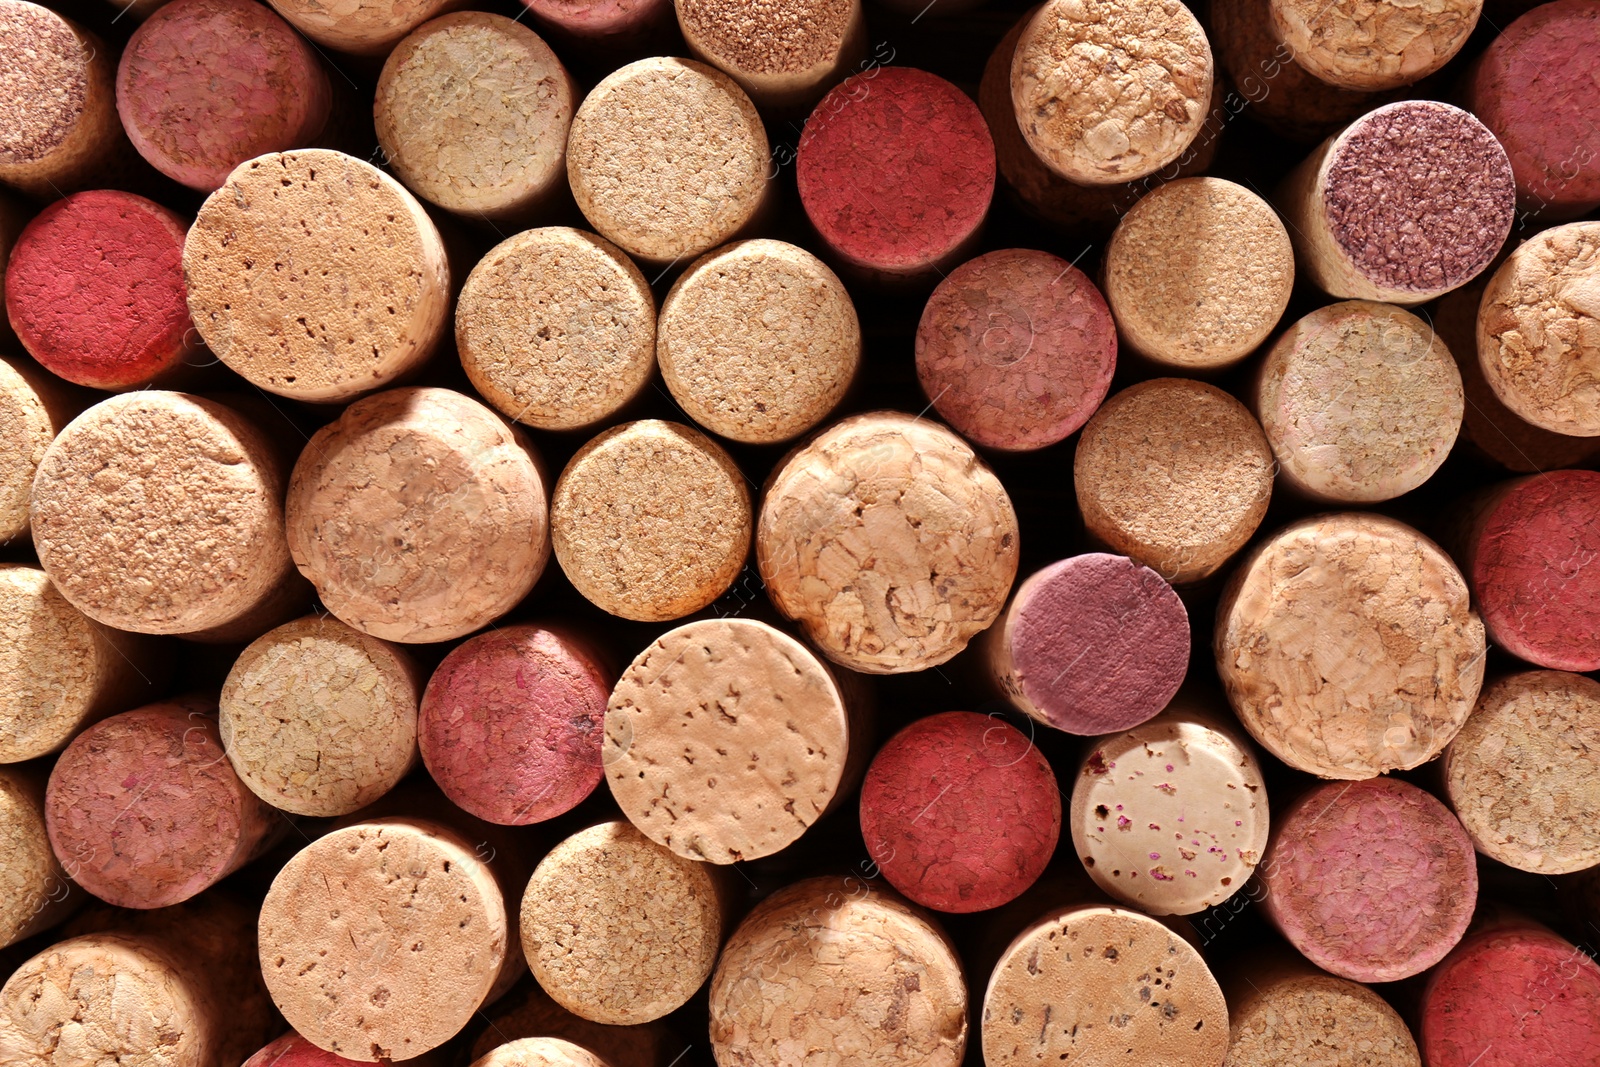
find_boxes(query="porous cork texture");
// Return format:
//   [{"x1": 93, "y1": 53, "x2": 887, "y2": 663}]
[
  {"x1": 264, "y1": 0, "x2": 464, "y2": 55},
  {"x1": 1215, "y1": 513, "x2": 1485, "y2": 779},
  {"x1": 375, "y1": 13, "x2": 575, "y2": 221},
  {"x1": 567, "y1": 58, "x2": 768, "y2": 265},
  {"x1": 0, "y1": 766, "x2": 76, "y2": 949},
  {"x1": 676, "y1": 0, "x2": 860, "y2": 109},
  {"x1": 1010, "y1": 0, "x2": 1212, "y2": 186},
  {"x1": 185, "y1": 149, "x2": 451, "y2": 403},
  {"x1": 286, "y1": 387, "x2": 550, "y2": 644},
  {"x1": 708, "y1": 878, "x2": 968, "y2": 1067},
  {"x1": 472, "y1": 1038, "x2": 612, "y2": 1067},
  {"x1": 605, "y1": 618, "x2": 860, "y2": 864},
  {"x1": 1225, "y1": 962, "x2": 1421, "y2": 1067},
  {"x1": 1105, "y1": 178, "x2": 1293, "y2": 370},
  {"x1": 1074, "y1": 379, "x2": 1273, "y2": 585},
  {"x1": 1269, "y1": 0, "x2": 1479, "y2": 91},
  {"x1": 520, "y1": 820, "x2": 724, "y2": 1024},
  {"x1": 522, "y1": 0, "x2": 669, "y2": 38},
  {"x1": 468, "y1": 981, "x2": 674, "y2": 1067},
  {"x1": 758, "y1": 411, "x2": 1020, "y2": 674},
  {"x1": 658, "y1": 239, "x2": 860, "y2": 444},
  {"x1": 1255, "y1": 300, "x2": 1463, "y2": 503},
  {"x1": 0, "y1": 357, "x2": 73, "y2": 544},
  {"x1": 242, "y1": 1032, "x2": 375, "y2": 1067},
  {"x1": 551, "y1": 420, "x2": 750, "y2": 622}
]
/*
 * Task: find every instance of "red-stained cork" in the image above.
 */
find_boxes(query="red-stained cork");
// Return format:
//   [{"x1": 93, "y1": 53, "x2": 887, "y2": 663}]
[
  {"x1": 859, "y1": 711, "x2": 1060, "y2": 913},
  {"x1": 520, "y1": 0, "x2": 670, "y2": 41},
  {"x1": 244, "y1": 1033, "x2": 380, "y2": 1067}
]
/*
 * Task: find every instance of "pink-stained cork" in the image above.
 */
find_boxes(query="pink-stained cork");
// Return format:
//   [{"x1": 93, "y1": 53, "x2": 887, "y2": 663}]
[
  {"x1": 520, "y1": 0, "x2": 670, "y2": 41},
  {"x1": 244, "y1": 1033, "x2": 380, "y2": 1067}
]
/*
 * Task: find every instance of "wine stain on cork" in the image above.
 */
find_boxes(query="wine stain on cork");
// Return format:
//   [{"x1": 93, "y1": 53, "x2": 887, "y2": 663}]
[
  {"x1": 1270, "y1": 0, "x2": 1480, "y2": 90},
  {"x1": 1226, "y1": 968, "x2": 1420, "y2": 1067}
]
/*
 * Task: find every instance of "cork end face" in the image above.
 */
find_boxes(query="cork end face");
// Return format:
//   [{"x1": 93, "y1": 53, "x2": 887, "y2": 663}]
[
  {"x1": 0, "y1": 360, "x2": 59, "y2": 543},
  {"x1": 0, "y1": 565, "x2": 115, "y2": 764},
  {"x1": 676, "y1": 0, "x2": 857, "y2": 98},
  {"x1": 0, "y1": 768, "x2": 68, "y2": 949},
  {"x1": 267, "y1": 0, "x2": 458, "y2": 55},
  {"x1": 1226, "y1": 972, "x2": 1421, "y2": 1067},
  {"x1": 1270, "y1": 0, "x2": 1480, "y2": 91},
  {"x1": 0, "y1": 2, "x2": 92, "y2": 171},
  {"x1": 472, "y1": 1037, "x2": 613, "y2": 1067}
]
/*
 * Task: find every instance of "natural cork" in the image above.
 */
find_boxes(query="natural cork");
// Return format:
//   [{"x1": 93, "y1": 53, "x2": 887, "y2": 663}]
[
  {"x1": 709, "y1": 877, "x2": 967, "y2": 1067},
  {"x1": 676, "y1": 0, "x2": 861, "y2": 110},
  {"x1": 757, "y1": 411, "x2": 1020, "y2": 674},
  {"x1": 520, "y1": 0, "x2": 671, "y2": 41},
  {"x1": 658, "y1": 239, "x2": 860, "y2": 445},
  {"x1": 1269, "y1": 0, "x2": 1480, "y2": 91},
  {"x1": 0, "y1": 357, "x2": 75, "y2": 544},
  {"x1": 550, "y1": 420, "x2": 750, "y2": 622},
  {"x1": 263, "y1": 0, "x2": 465, "y2": 56},
  {"x1": 185, "y1": 149, "x2": 451, "y2": 403},
  {"x1": 605, "y1": 618, "x2": 863, "y2": 864},
  {"x1": 468, "y1": 981, "x2": 674, "y2": 1067},
  {"x1": 0, "y1": 766, "x2": 78, "y2": 949},
  {"x1": 286, "y1": 387, "x2": 550, "y2": 644},
  {"x1": 1215, "y1": 513, "x2": 1486, "y2": 779},
  {"x1": 473, "y1": 1038, "x2": 612, "y2": 1067},
  {"x1": 1224, "y1": 954, "x2": 1421, "y2": 1067}
]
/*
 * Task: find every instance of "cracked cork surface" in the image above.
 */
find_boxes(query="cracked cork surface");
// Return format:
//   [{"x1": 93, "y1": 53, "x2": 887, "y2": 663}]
[
  {"x1": 468, "y1": 983, "x2": 672, "y2": 1067},
  {"x1": 1224, "y1": 959, "x2": 1420, "y2": 1067},
  {"x1": 264, "y1": 0, "x2": 464, "y2": 55},
  {"x1": 0, "y1": 357, "x2": 75, "y2": 544},
  {"x1": 473, "y1": 1037, "x2": 612, "y2": 1067},
  {"x1": 0, "y1": 766, "x2": 76, "y2": 949},
  {"x1": 1269, "y1": 0, "x2": 1479, "y2": 91},
  {"x1": 676, "y1": 0, "x2": 859, "y2": 108}
]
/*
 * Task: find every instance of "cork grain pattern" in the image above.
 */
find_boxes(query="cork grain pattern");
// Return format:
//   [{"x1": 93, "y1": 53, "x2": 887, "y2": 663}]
[
  {"x1": 1270, "y1": 0, "x2": 1480, "y2": 90},
  {"x1": 472, "y1": 1037, "x2": 611, "y2": 1067},
  {"x1": 1225, "y1": 971, "x2": 1420, "y2": 1067},
  {"x1": 677, "y1": 0, "x2": 854, "y2": 78},
  {"x1": 0, "y1": 767, "x2": 70, "y2": 949},
  {"x1": 0, "y1": 3, "x2": 120, "y2": 196},
  {"x1": 0, "y1": 359, "x2": 68, "y2": 543},
  {"x1": 264, "y1": 0, "x2": 464, "y2": 54}
]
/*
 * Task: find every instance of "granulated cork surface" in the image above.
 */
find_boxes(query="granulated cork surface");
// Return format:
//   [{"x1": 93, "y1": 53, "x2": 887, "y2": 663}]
[
  {"x1": 1225, "y1": 970, "x2": 1420, "y2": 1066},
  {"x1": 0, "y1": 358, "x2": 66, "y2": 542},
  {"x1": 0, "y1": 767, "x2": 69, "y2": 949},
  {"x1": 264, "y1": 0, "x2": 462, "y2": 54},
  {"x1": 676, "y1": 0, "x2": 853, "y2": 76},
  {"x1": 0, "y1": 2, "x2": 93, "y2": 174},
  {"x1": 1271, "y1": 0, "x2": 1479, "y2": 90}
]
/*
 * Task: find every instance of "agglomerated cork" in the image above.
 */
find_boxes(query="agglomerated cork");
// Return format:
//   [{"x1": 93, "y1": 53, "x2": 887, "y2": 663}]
[
  {"x1": 286, "y1": 387, "x2": 550, "y2": 643},
  {"x1": 709, "y1": 877, "x2": 967, "y2": 1067},
  {"x1": 474, "y1": 1038, "x2": 612, "y2": 1067},
  {"x1": 1270, "y1": 0, "x2": 1480, "y2": 91},
  {"x1": 658, "y1": 239, "x2": 859, "y2": 445},
  {"x1": 264, "y1": 0, "x2": 464, "y2": 55},
  {"x1": 1255, "y1": 300, "x2": 1464, "y2": 503},
  {"x1": 1224, "y1": 955, "x2": 1421, "y2": 1067},
  {"x1": 185, "y1": 150, "x2": 451, "y2": 403},
  {"x1": 567, "y1": 58, "x2": 768, "y2": 265},
  {"x1": 468, "y1": 981, "x2": 674, "y2": 1067},
  {"x1": 676, "y1": 0, "x2": 861, "y2": 110},
  {"x1": 0, "y1": 766, "x2": 78, "y2": 949},
  {"x1": 0, "y1": 357, "x2": 75, "y2": 544},
  {"x1": 1215, "y1": 513, "x2": 1485, "y2": 779}
]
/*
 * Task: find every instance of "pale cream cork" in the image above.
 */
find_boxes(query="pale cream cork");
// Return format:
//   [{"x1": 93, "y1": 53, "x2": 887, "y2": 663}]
[
  {"x1": 1074, "y1": 379, "x2": 1274, "y2": 585},
  {"x1": 675, "y1": 0, "x2": 863, "y2": 111},
  {"x1": 0, "y1": 766, "x2": 78, "y2": 949},
  {"x1": 1270, "y1": 0, "x2": 1480, "y2": 91},
  {"x1": 184, "y1": 149, "x2": 451, "y2": 403},
  {"x1": 1215, "y1": 512, "x2": 1487, "y2": 780},
  {"x1": 0, "y1": 356, "x2": 77, "y2": 545},
  {"x1": 1255, "y1": 300, "x2": 1464, "y2": 503},
  {"x1": 286, "y1": 387, "x2": 550, "y2": 643},
  {"x1": 708, "y1": 877, "x2": 968, "y2": 1067},
  {"x1": 1223, "y1": 952, "x2": 1421, "y2": 1067},
  {"x1": 550, "y1": 420, "x2": 750, "y2": 622},
  {"x1": 757, "y1": 411, "x2": 1020, "y2": 674},
  {"x1": 455, "y1": 227, "x2": 655, "y2": 433},
  {"x1": 469, "y1": 983, "x2": 674, "y2": 1067},
  {"x1": 604, "y1": 618, "x2": 866, "y2": 864},
  {"x1": 1105, "y1": 178, "x2": 1294, "y2": 370},
  {"x1": 657, "y1": 239, "x2": 860, "y2": 444},
  {"x1": 567, "y1": 58, "x2": 769, "y2": 265},
  {"x1": 472, "y1": 1038, "x2": 613, "y2": 1067},
  {"x1": 264, "y1": 0, "x2": 465, "y2": 55}
]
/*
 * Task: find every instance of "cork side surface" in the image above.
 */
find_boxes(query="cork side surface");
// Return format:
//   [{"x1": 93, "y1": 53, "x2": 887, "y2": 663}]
[
  {"x1": 0, "y1": 767, "x2": 72, "y2": 948},
  {"x1": 0, "y1": 360, "x2": 63, "y2": 545}
]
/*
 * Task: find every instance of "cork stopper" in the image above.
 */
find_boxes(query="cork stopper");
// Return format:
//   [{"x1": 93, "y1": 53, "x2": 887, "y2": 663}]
[
  {"x1": 244, "y1": 1032, "x2": 384, "y2": 1067},
  {"x1": 605, "y1": 618, "x2": 861, "y2": 864},
  {"x1": 1270, "y1": 0, "x2": 1480, "y2": 91},
  {"x1": 263, "y1": 0, "x2": 464, "y2": 56},
  {"x1": 286, "y1": 387, "x2": 550, "y2": 643},
  {"x1": 708, "y1": 877, "x2": 968, "y2": 1067},
  {"x1": 473, "y1": 1038, "x2": 612, "y2": 1067},
  {"x1": 757, "y1": 411, "x2": 1020, "y2": 674},
  {"x1": 550, "y1": 420, "x2": 750, "y2": 622},
  {"x1": 1255, "y1": 300, "x2": 1464, "y2": 503},
  {"x1": 567, "y1": 58, "x2": 768, "y2": 265},
  {"x1": 0, "y1": 766, "x2": 77, "y2": 949},
  {"x1": 1224, "y1": 957, "x2": 1421, "y2": 1067},
  {"x1": 0, "y1": 357, "x2": 74, "y2": 544},
  {"x1": 375, "y1": 13, "x2": 575, "y2": 222},
  {"x1": 520, "y1": 0, "x2": 670, "y2": 40},
  {"x1": 1074, "y1": 379, "x2": 1274, "y2": 585},
  {"x1": 1105, "y1": 178, "x2": 1294, "y2": 370},
  {"x1": 185, "y1": 149, "x2": 452, "y2": 403},
  {"x1": 468, "y1": 981, "x2": 674, "y2": 1067},
  {"x1": 1215, "y1": 512, "x2": 1486, "y2": 779},
  {"x1": 676, "y1": 0, "x2": 861, "y2": 110},
  {"x1": 658, "y1": 239, "x2": 859, "y2": 444}
]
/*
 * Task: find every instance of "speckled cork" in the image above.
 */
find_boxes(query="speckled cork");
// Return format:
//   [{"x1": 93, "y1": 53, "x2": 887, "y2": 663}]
[
  {"x1": 1074, "y1": 379, "x2": 1274, "y2": 585},
  {"x1": 0, "y1": 766, "x2": 78, "y2": 949},
  {"x1": 286, "y1": 387, "x2": 550, "y2": 644},
  {"x1": 605, "y1": 618, "x2": 864, "y2": 864},
  {"x1": 474, "y1": 1038, "x2": 612, "y2": 1067},
  {"x1": 658, "y1": 239, "x2": 860, "y2": 444},
  {"x1": 1269, "y1": 0, "x2": 1479, "y2": 91},
  {"x1": 264, "y1": 0, "x2": 464, "y2": 55},
  {"x1": 1223, "y1": 953, "x2": 1421, "y2": 1067},
  {"x1": 375, "y1": 13, "x2": 575, "y2": 222},
  {"x1": 520, "y1": 0, "x2": 670, "y2": 40},
  {"x1": 1255, "y1": 300, "x2": 1464, "y2": 503},
  {"x1": 1215, "y1": 513, "x2": 1486, "y2": 779},
  {"x1": 468, "y1": 980, "x2": 674, "y2": 1067},
  {"x1": 915, "y1": 248, "x2": 1116, "y2": 451},
  {"x1": 676, "y1": 0, "x2": 861, "y2": 110},
  {"x1": 0, "y1": 357, "x2": 75, "y2": 544},
  {"x1": 709, "y1": 877, "x2": 968, "y2": 1067}
]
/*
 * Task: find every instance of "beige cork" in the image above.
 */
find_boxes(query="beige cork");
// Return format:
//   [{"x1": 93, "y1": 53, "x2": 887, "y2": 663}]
[
  {"x1": 184, "y1": 149, "x2": 451, "y2": 403},
  {"x1": 264, "y1": 0, "x2": 465, "y2": 55},
  {"x1": 708, "y1": 877, "x2": 968, "y2": 1067},
  {"x1": 675, "y1": 0, "x2": 862, "y2": 111},
  {"x1": 1269, "y1": 0, "x2": 1480, "y2": 91},
  {"x1": 1255, "y1": 300, "x2": 1464, "y2": 503},
  {"x1": 1074, "y1": 379, "x2": 1274, "y2": 585},
  {"x1": 657, "y1": 239, "x2": 860, "y2": 444},
  {"x1": 1223, "y1": 952, "x2": 1421, "y2": 1067},
  {"x1": 0, "y1": 766, "x2": 78, "y2": 950},
  {"x1": 1476, "y1": 221, "x2": 1600, "y2": 437},
  {"x1": 0, "y1": 356, "x2": 77, "y2": 545},
  {"x1": 1215, "y1": 512, "x2": 1487, "y2": 780},
  {"x1": 375, "y1": 13, "x2": 576, "y2": 223},
  {"x1": 469, "y1": 983, "x2": 674, "y2": 1067},
  {"x1": 567, "y1": 58, "x2": 769, "y2": 265},
  {"x1": 286, "y1": 387, "x2": 550, "y2": 643},
  {"x1": 472, "y1": 1038, "x2": 612, "y2": 1067},
  {"x1": 604, "y1": 618, "x2": 865, "y2": 864},
  {"x1": 550, "y1": 420, "x2": 750, "y2": 622},
  {"x1": 455, "y1": 227, "x2": 655, "y2": 433}
]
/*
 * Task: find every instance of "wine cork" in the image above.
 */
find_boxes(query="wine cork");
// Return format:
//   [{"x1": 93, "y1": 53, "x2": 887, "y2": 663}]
[
  {"x1": 0, "y1": 767, "x2": 78, "y2": 950},
  {"x1": 0, "y1": 356, "x2": 75, "y2": 545},
  {"x1": 375, "y1": 13, "x2": 575, "y2": 222},
  {"x1": 185, "y1": 149, "x2": 451, "y2": 403},
  {"x1": 6, "y1": 190, "x2": 199, "y2": 391},
  {"x1": 708, "y1": 877, "x2": 967, "y2": 1067},
  {"x1": 1476, "y1": 221, "x2": 1600, "y2": 436},
  {"x1": 1073, "y1": 378, "x2": 1274, "y2": 585},
  {"x1": 31, "y1": 391, "x2": 299, "y2": 638},
  {"x1": 1215, "y1": 513, "x2": 1486, "y2": 779},
  {"x1": 1223, "y1": 953, "x2": 1421, "y2": 1067},
  {"x1": 859, "y1": 711, "x2": 1059, "y2": 914},
  {"x1": 657, "y1": 239, "x2": 860, "y2": 445},
  {"x1": 419, "y1": 624, "x2": 610, "y2": 826},
  {"x1": 567, "y1": 58, "x2": 768, "y2": 266},
  {"x1": 263, "y1": 0, "x2": 463, "y2": 55},
  {"x1": 550, "y1": 420, "x2": 749, "y2": 623},
  {"x1": 243, "y1": 1032, "x2": 430, "y2": 1067},
  {"x1": 474, "y1": 1038, "x2": 611, "y2": 1067},
  {"x1": 676, "y1": 0, "x2": 860, "y2": 111},
  {"x1": 469, "y1": 982, "x2": 673, "y2": 1067},
  {"x1": 1254, "y1": 300, "x2": 1464, "y2": 503},
  {"x1": 757, "y1": 411, "x2": 1020, "y2": 674},
  {"x1": 0, "y1": 192, "x2": 28, "y2": 343},
  {"x1": 796, "y1": 66, "x2": 994, "y2": 278},
  {"x1": 286, "y1": 387, "x2": 550, "y2": 644},
  {"x1": 1278, "y1": 101, "x2": 1515, "y2": 305},
  {"x1": 914, "y1": 247, "x2": 1116, "y2": 451},
  {"x1": 605, "y1": 618, "x2": 863, "y2": 864},
  {"x1": 1268, "y1": 0, "x2": 1479, "y2": 91},
  {"x1": 1104, "y1": 178, "x2": 1294, "y2": 371},
  {"x1": 518, "y1": 0, "x2": 670, "y2": 42}
]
